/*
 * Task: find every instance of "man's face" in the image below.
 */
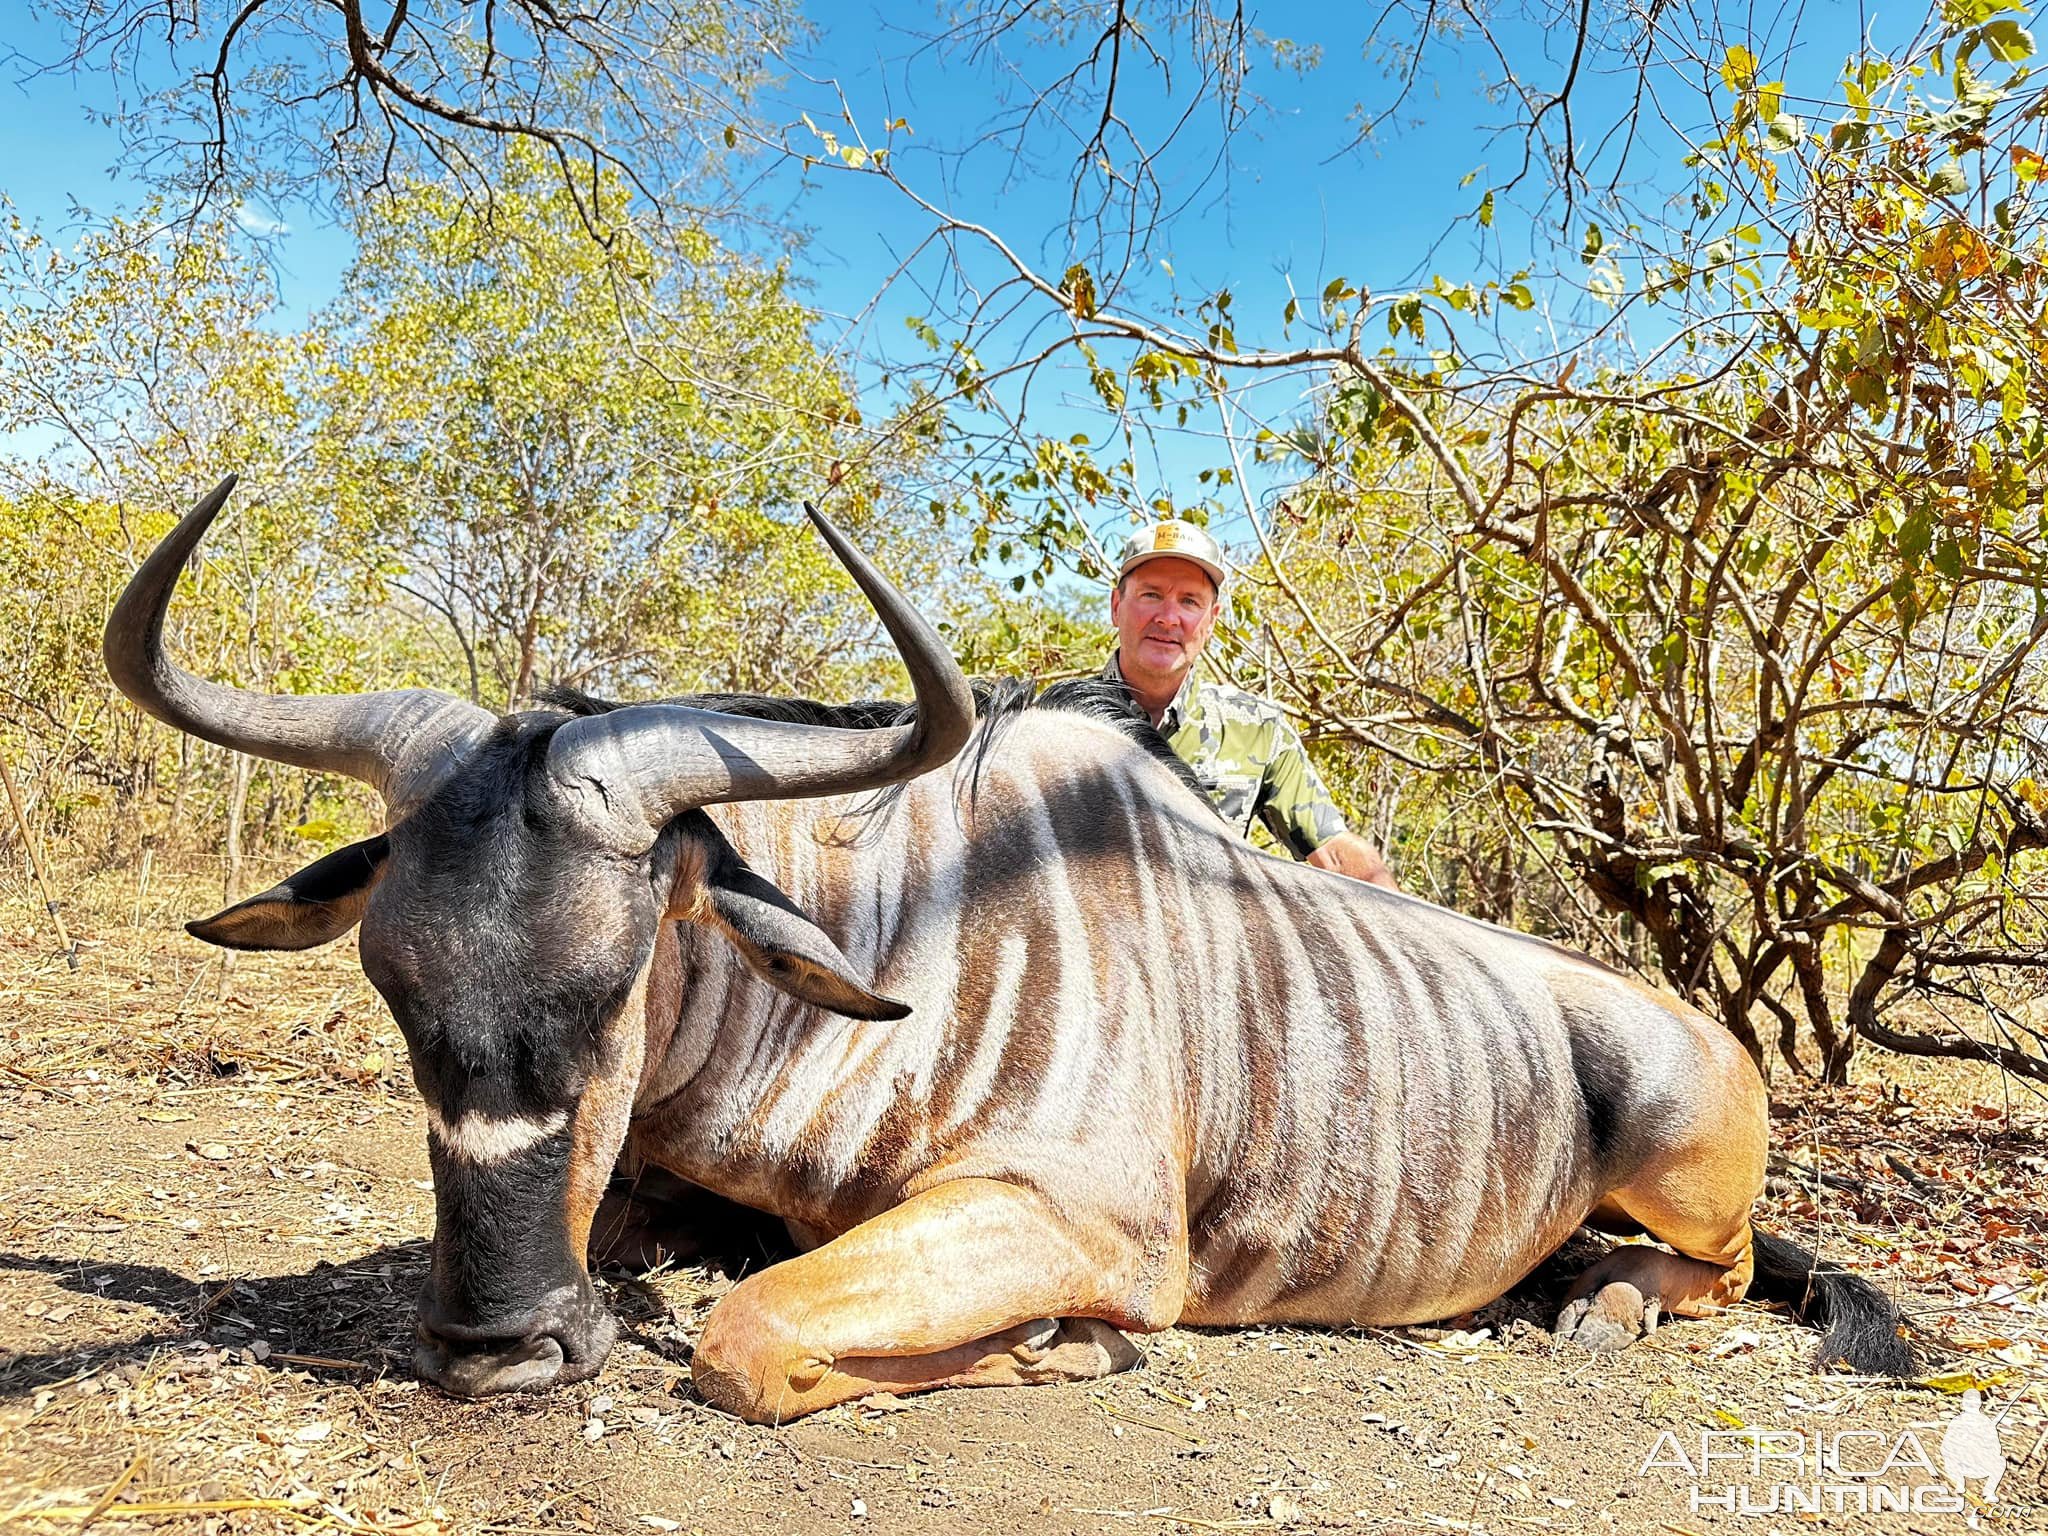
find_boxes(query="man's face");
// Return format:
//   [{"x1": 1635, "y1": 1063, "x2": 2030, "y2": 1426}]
[{"x1": 1111, "y1": 556, "x2": 1220, "y2": 692}]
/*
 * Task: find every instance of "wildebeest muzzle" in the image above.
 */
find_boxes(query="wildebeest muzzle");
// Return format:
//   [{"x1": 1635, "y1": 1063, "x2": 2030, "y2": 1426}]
[
  {"x1": 409, "y1": 1128, "x2": 621, "y2": 1395},
  {"x1": 413, "y1": 1278, "x2": 618, "y2": 1396}
]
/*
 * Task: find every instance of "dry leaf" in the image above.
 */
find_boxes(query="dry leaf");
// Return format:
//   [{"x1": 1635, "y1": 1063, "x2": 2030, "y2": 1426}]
[
  {"x1": 1708, "y1": 1328, "x2": 1762, "y2": 1358},
  {"x1": 1922, "y1": 1368, "x2": 2013, "y2": 1393}
]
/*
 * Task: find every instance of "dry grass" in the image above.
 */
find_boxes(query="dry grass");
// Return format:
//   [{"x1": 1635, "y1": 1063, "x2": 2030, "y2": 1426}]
[{"x1": 3, "y1": 850, "x2": 2046, "y2": 1533}]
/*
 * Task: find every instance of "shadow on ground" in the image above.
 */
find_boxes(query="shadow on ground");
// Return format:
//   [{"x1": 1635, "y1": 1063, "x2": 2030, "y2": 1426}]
[
  {"x1": 0, "y1": 1227, "x2": 1616, "y2": 1407},
  {"x1": 0, "y1": 1242, "x2": 430, "y2": 1396}
]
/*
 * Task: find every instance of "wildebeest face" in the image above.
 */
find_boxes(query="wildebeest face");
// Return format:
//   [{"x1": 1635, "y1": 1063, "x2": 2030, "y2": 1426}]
[
  {"x1": 106, "y1": 478, "x2": 972, "y2": 1396},
  {"x1": 362, "y1": 729, "x2": 660, "y2": 1393},
  {"x1": 185, "y1": 721, "x2": 912, "y2": 1395},
  {"x1": 184, "y1": 724, "x2": 659, "y2": 1391}
]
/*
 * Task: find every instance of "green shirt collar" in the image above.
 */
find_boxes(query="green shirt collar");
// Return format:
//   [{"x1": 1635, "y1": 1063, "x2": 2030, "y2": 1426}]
[{"x1": 1105, "y1": 650, "x2": 1203, "y2": 736}]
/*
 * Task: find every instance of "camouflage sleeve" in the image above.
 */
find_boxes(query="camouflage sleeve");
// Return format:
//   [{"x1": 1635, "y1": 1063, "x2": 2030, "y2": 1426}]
[{"x1": 1255, "y1": 722, "x2": 1350, "y2": 859}]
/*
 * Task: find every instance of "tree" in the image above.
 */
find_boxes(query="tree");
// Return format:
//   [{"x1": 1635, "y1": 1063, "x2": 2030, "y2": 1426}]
[
  {"x1": 27, "y1": 0, "x2": 800, "y2": 245},
  {"x1": 319, "y1": 142, "x2": 950, "y2": 707},
  {"x1": 1240, "y1": 18, "x2": 2048, "y2": 1081},
  {"x1": 0, "y1": 210, "x2": 367, "y2": 896},
  {"x1": 796, "y1": 1, "x2": 2048, "y2": 1079},
  {"x1": 0, "y1": 179, "x2": 949, "y2": 882}
]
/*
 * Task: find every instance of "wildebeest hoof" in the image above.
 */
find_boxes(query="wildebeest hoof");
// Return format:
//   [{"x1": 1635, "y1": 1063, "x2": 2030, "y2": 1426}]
[
  {"x1": 1556, "y1": 1280, "x2": 1655, "y2": 1354},
  {"x1": 1005, "y1": 1317, "x2": 1064, "y2": 1365},
  {"x1": 1001, "y1": 1317, "x2": 1143, "y2": 1382}
]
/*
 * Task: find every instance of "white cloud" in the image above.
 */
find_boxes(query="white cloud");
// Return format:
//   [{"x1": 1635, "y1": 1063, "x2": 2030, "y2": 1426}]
[{"x1": 233, "y1": 204, "x2": 292, "y2": 238}]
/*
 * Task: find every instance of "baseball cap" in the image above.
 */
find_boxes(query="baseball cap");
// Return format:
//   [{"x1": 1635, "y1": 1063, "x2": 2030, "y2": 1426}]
[{"x1": 1116, "y1": 519, "x2": 1226, "y2": 587}]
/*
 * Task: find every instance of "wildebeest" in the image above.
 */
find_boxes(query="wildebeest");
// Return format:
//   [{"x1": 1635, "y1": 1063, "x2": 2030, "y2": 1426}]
[{"x1": 107, "y1": 477, "x2": 1911, "y2": 1423}]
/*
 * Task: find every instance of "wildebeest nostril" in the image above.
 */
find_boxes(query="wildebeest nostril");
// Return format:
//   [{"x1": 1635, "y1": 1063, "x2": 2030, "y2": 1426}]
[
  {"x1": 415, "y1": 1329, "x2": 568, "y2": 1396},
  {"x1": 413, "y1": 1288, "x2": 619, "y2": 1396}
]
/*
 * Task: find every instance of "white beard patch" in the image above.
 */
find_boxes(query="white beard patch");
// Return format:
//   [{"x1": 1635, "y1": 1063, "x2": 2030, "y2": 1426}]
[{"x1": 425, "y1": 1106, "x2": 569, "y2": 1164}]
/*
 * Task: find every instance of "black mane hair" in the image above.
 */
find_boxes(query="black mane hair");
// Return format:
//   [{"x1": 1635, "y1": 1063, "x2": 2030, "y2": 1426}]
[{"x1": 536, "y1": 676, "x2": 1215, "y2": 822}]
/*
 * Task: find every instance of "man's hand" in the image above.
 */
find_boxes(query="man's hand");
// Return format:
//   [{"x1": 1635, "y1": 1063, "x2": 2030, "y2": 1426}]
[{"x1": 1306, "y1": 832, "x2": 1401, "y2": 891}]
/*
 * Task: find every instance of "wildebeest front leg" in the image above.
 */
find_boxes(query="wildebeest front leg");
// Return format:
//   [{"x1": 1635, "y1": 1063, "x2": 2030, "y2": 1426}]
[
  {"x1": 587, "y1": 1166, "x2": 795, "y2": 1273},
  {"x1": 690, "y1": 1178, "x2": 1166, "y2": 1424}
]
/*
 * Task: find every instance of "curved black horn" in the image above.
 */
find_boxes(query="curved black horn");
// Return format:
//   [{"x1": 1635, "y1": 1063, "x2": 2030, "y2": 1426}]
[
  {"x1": 543, "y1": 503, "x2": 975, "y2": 841},
  {"x1": 104, "y1": 475, "x2": 493, "y2": 808}
]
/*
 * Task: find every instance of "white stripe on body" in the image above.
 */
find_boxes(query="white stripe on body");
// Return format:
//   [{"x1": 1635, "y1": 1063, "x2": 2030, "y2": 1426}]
[
  {"x1": 740, "y1": 797, "x2": 936, "y2": 1196},
  {"x1": 941, "y1": 927, "x2": 1032, "y2": 1131},
  {"x1": 1016, "y1": 752, "x2": 1105, "y2": 1136},
  {"x1": 627, "y1": 705, "x2": 1645, "y2": 1330}
]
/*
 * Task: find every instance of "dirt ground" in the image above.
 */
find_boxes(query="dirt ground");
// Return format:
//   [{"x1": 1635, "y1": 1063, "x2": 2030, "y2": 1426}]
[{"x1": 3, "y1": 859, "x2": 2047, "y2": 1534}]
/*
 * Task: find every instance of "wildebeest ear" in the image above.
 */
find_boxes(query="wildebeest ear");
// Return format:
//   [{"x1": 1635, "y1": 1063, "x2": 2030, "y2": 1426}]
[
  {"x1": 187, "y1": 835, "x2": 390, "y2": 951},
  {"x1": 672, "y1": 815, "x2": 910, "y2": 1022}
]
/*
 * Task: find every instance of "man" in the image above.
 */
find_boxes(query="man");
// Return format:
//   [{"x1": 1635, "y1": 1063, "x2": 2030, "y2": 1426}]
[{"x1": 1105, "y1": 519, "x2": 1400, "y2": 890}]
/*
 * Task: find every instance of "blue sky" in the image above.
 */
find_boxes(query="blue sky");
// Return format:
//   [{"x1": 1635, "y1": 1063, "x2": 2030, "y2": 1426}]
[
  {"x1": 770, "y1": 1, "x2": 1885, "y2": 546},
  {"x1": 0, "y1": 2, "x2": 1891, "y2": 546},
  {"x1": 774, "y1": 4, "x2": 1678, "y2": 507},
  {"x1": 0, "y1": 6, "x2": 1626, "y2": 317}
]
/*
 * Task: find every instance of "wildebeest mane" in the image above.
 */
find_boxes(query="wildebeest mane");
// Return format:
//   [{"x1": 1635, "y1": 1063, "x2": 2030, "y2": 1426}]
[{"x1": 536, "y1": 677, "x2": 1215, "y2": 824}]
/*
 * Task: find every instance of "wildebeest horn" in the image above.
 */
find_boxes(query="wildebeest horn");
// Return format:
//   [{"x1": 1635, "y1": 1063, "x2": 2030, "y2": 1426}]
[
  {"x1": 104, "y1": 475, "x2": 493, "y2": 809},
  {"x1": 542, "y1": 503, "x2": 976, "y2": 840}
]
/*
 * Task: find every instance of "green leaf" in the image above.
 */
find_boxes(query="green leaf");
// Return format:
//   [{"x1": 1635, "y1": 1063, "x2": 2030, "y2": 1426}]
[
  {"x1": 1978, "y1": 18, "x2": 2035, "y2": 60},
  {"x1": 1931, "y1": 534, "x2": 1965, "y2": 578},
  {"x1": 1477, "y1": 189, "x2": 1495, "y2": 228},
  {"x1": 1943, "y1": 0, "x2": 2024, "y2": 22},
  {"x1": 1929, "y1": 160, "x2": 1970, "y2": 197},
  {"x1": 1898, "y1": 507, "x2": 1935, "y2": 565}
]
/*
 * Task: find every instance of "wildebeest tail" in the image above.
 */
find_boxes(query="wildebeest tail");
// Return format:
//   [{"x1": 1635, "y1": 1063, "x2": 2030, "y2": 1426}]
[{"x1": 1749, "y1": 1228, "x2": 1913, "y2": 1376}]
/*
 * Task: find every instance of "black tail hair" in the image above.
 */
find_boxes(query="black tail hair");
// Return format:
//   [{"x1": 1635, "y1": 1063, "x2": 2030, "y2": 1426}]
[{"x1": 1749, "y1": 1228, "x2": 1914, "y2": 1377}]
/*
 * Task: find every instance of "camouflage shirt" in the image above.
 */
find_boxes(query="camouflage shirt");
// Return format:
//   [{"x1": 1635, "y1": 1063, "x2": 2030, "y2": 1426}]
[{"x1": 1105, "y1": 655, "x2": 1349, "y2": 859}]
